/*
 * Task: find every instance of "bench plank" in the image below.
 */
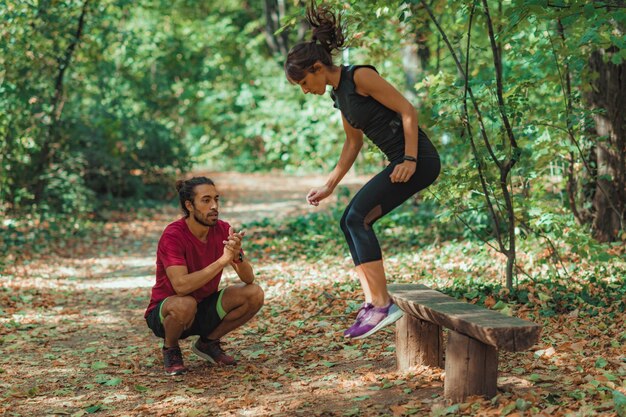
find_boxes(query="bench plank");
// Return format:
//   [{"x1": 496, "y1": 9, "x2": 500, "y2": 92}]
[{"x1": 389, "y1": 284, "x2": 541, "y2": 351}]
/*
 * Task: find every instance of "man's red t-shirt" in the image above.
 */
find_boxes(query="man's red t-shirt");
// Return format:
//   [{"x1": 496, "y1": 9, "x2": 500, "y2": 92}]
[{"x1": 144, "y1": 217, "x2": 234, "y2": 317}]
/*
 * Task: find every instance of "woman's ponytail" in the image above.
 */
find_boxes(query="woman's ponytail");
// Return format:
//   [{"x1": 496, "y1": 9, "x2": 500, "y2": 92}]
[
  {"x1": 284, "y1": 1, "x2": 347, "y2": 82},
  {"x1": 307, "y1": 1, "x2": 346, "y2": 54}
]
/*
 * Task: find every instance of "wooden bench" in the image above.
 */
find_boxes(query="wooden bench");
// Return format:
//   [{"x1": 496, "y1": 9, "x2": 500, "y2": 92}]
[{"x1": 389, "y1": 284, "x2": 542, "y2": 402}]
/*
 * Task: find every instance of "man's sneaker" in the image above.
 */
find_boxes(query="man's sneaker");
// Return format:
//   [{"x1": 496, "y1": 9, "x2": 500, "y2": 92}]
[
  {"x1": 162, "y1": 346, "x2": 187, "y2": 375},
  {"x1": 343, "y1": 302, "x2": 373, "y2": 338},
  {"x1": 350, "y1": 302, "x2": 404, "y2": 340},
  {"x1": 192, "y1": 338, "x2": 237, "y2": 366}
]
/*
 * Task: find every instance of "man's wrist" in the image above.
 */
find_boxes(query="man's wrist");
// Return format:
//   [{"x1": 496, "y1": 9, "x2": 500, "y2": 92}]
[
  {"x1": 217, "y1": 256, "x2": 230, "y2": 268},
  {"x1": 232, "y1": 250, "x2": 244, "y2": 264}
]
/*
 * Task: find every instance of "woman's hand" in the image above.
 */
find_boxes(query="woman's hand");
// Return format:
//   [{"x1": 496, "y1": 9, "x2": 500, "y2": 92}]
[
  {"x1": 390, "y1": 161, "x2": 416, "y2": 183},
  {"x1": 306, "y1": 185, "x2": 333, "y2": 206}
]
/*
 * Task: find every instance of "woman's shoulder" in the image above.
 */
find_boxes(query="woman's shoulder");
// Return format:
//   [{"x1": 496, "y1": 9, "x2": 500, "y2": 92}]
[
  {"x1": 350, "y1": 65, "x2": 384, "y2": 95},
  {"x1": 347, "y1": 65, "x2": 380, "y2": 87},
  {"x1": 347, "y1": 64, "x2": 379, "y2": 75}
]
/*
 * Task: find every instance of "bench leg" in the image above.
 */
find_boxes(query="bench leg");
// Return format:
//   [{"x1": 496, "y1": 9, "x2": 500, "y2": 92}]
[
  {"x1": 395, "y1": 314, "x2": 443, "y2": 370},
  {"x1": 444, "y1": 330, "x2": 498, "y2": 402}
]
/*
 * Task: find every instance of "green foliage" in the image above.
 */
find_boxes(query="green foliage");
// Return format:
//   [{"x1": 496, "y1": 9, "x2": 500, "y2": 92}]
[
  {"x1": 1, "y1": 0, "x2": 623, "y2": 287},
  {"x1": 243, "y1": 185, "x2": 459, "y2": 264},
  {"x1": 242, "y1": 186, "x2": 624, "y2": 318},
  {"x1": 440, "y1": 266, "x2": 625, "y2": 317},
  {"x1": 1, "y1": 0, "x2": 191, "y2": 213},
  {"x1": 343, "y1": 0, "x2": 624, "y2": 284},
  {"x1": 0, "y1": 214, "x2": 100, "y2": 272}
]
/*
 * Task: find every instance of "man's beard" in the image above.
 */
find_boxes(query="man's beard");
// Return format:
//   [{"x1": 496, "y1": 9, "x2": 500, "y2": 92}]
[{"x1": 194, "y1": 212, "x2": 218, "y2": 227}]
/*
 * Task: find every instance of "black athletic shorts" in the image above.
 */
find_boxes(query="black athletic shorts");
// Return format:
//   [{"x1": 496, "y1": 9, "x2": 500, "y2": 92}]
[{"x1": 145, "y1": 289, "x2": 225, "y2": 339}]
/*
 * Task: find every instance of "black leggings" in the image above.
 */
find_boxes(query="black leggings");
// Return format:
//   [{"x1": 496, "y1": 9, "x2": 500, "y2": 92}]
[{"x1": 340, "y1": 157, "x2": 441, "y2": 266}]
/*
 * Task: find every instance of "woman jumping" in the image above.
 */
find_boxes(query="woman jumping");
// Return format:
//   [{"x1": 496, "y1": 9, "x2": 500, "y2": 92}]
[{"x1": 284, "y1": 1, "x2": 441, "y2": 339}]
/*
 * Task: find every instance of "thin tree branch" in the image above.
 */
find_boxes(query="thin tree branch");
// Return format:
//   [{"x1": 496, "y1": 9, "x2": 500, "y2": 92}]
[
  {"x1": 33, "y1": 0, "x2": 89, "y2": 202},
  {"x1": 547, "y1": 1, "x2": 626, "y2": 9},
  {"x1": 462, "y1": 1, "x2": 506, "y2": 252},
  {"x1": 482, "y1": 0, "x2": 519, "y2": 289},
  {"x1": 418, "y1": 0, "x2": 502, "y2": 170},
  {"x1": 566, "y1": 151, "x2": 586, "y2": 224},
  {"x1": 481, "y1": 0, "x2": 518, "y2": 155},
  {"x1": 427, "y1": 190, "x2": 500, "y2": 252},
  {"x1": 51, "y1": 0, "x2": 89, "y2": 123},
  {"x1": 518, "y1": 220, "x2": 571, "y2": 280}
]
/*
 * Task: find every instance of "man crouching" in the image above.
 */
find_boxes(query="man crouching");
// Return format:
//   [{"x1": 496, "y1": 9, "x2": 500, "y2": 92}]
[{"x1": 145, "y1": 176, "x2": 264, "y2": 375}]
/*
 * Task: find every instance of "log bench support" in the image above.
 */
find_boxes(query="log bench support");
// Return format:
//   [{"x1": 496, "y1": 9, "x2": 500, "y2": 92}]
[
  {"x1": 444, "y1": 331, "x2": 498, "y2": 402},
  {"x1": 390, "y1": 284, "x2": 542, "y2": 403},
  {"x1": 396, "y1": 320, "x2": 498, "y2": 402},
  {"x1": 395, "y1": 314, "x2": 443, "y2": 369}
]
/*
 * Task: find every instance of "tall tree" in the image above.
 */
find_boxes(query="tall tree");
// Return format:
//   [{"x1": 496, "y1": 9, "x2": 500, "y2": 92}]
[
  {"x1": 587, "y1": 46, "x2": 626, "y2": 242},
  {"x1": 32, "y1": 0, "x2": 90, "y2": 203},
  {"x1": 264, "y1": 0, "x2": 292, "y2": 56}
]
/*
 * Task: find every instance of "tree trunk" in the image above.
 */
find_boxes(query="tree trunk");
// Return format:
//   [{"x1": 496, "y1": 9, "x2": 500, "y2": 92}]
[
  {"x1": 401, "y1": 26, "x2": 430, "y2": 97},
  {"x1": 263, "y1": 0, "x2": 290, "y2": 56},
  {"x1": 587, "y1": 48, "x2": 626, "y2": 242},
  {"x1": 401, "y1": 43, "x2": 419, "y2": 99},
  {"x1": 32, "y1": 0, "x2": 89, "y2": 203}
]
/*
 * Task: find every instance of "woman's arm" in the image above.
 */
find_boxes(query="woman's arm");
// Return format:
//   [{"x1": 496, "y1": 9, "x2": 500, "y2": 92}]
[
  {"x1": 326, "y1": 115, "x2": 364, "y2": 189},
  {"x1": 353, "y1": 67, "x2": 419, "y2": 182},
  {"x1": 307, "y1": 116, "x2": 363, "y2": 205}
]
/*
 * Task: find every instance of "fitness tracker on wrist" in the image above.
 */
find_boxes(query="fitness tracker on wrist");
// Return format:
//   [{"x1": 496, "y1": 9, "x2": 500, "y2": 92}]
[
  {"x1": 403, "y1": 155, "x2": 417, "y2": 162},
  {"x1": 233, "y1": 251, "x2": 244, "y2": 264}
]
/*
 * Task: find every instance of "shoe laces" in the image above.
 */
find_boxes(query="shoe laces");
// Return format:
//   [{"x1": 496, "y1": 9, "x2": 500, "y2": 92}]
[
  {"x1": 356, "y1": 302, "x2": 374, "y2": 320},
  {"x1": 164, "y1": 347, "x2": 183, "y2": 365},
  {"x1": 207, "y1": 339, "x2": 226, "y2": 354},
  {"x1": 360, "y1": 302, "x2": 391, "y2": 325}
]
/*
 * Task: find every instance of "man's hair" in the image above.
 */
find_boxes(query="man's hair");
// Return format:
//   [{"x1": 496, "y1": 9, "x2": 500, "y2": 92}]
[{"x1": 176, "y1": 177, "x2": 215, "y2": 217}]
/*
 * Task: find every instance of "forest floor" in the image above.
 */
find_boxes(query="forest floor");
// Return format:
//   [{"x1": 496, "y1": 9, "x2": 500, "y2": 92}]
[{"x1": 1, "y1": 171, "x2": 625, "y2": 417}]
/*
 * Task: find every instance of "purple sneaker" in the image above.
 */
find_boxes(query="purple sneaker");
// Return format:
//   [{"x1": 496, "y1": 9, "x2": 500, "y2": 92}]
[
  {"x1": 350, "y1": 302, "x2": 404, "y2": 340},
  {"x1": 343, "y1": 302, "x2": 373, "y2": 338}
]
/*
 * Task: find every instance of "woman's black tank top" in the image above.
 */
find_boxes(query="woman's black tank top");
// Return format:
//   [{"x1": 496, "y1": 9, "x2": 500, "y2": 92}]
[{"x1": 330, "y1": 65, "x2": 439, "y2": 162}]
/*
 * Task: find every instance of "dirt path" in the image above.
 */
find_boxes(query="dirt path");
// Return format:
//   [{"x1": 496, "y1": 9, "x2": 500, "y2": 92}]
[
  {"x1": 4, "y1": 171, "x2": 450, "y2": 417},
  {"x1": 3, "y1": 172, "x2": 624, "y2": 417},
  {"x1": 55, "y1": 171, "x2": 368, "y2": 291}
]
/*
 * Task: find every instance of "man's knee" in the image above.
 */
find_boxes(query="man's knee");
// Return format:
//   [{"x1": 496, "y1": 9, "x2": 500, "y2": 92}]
[
  {"x1": 164, "y1": 296, "x2": 197, "y2": 325},
  {"x1": 245, "y1": 284, "x2": 264, "y2": 311}
]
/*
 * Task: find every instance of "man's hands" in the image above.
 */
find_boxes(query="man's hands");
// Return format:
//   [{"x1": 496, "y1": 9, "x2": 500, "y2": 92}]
[
  {"x1": 306, "y1": 185, "x2": 333, "y2": 206},
  {"x1": 221, "y1": 227, "x2": 245, "y2": 263},
  {"x1": 390, "y1": 160, "x2": 416, "y2": 183},
  {"x1": 222, "y1": 227, "x2": 255, "y2": 284}
]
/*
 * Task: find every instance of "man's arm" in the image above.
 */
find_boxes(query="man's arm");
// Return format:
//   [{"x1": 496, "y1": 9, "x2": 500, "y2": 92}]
[
  {"x1": 166, "y1": 256, "x2": 230, "y2": 296},
  {"x1": 231, "y1": 256, "x2": 255, "y2": 284},
  {"x1": 165, "y1": 231, "x2": 242, "y2": 295}
]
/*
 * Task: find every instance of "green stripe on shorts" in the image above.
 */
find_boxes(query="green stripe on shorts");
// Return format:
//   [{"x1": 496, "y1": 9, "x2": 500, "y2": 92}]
[
  {"x1": 216, "y1": 290, "x2": 226, "y2": 320},
  {"x1": 159, "y1": 297, "x2": 169, "y2": 323}
]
